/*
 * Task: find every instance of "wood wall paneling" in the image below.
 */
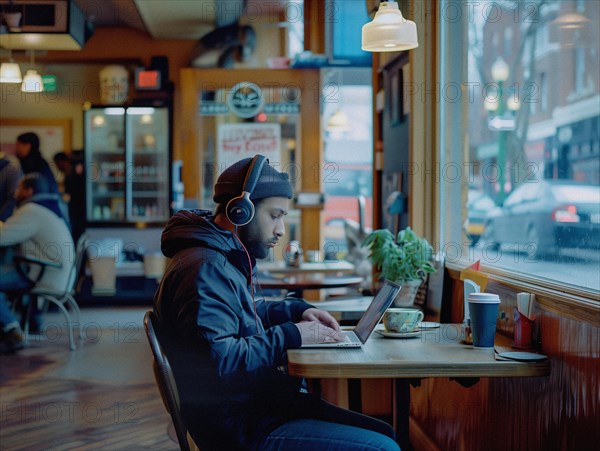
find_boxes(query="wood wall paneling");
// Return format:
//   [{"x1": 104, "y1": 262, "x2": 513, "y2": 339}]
[
  {"x1": 408, "y1": 272, "x2": 600, "y2": 450},
  {"x1": 410, "y1": 312, "x2": 599, "y2": 450}
]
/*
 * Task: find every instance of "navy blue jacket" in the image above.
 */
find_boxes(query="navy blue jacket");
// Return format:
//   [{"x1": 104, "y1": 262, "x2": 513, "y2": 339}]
[{"x1": 154, "y1": 209, "x2": 314, "y2": 450}]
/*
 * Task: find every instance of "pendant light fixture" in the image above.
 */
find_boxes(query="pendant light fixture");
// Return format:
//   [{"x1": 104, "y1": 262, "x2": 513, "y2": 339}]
[
  {"x1": 0, "y1": 60, "x2": 22, "y2": 83},
  {"x1": 21, "y1": 51, "x2": 43, "y2": 93},
  {"x1": 362, "y1": 1, "x2": 418, "y2": 52},
  {"x1": 0, "y1": 32, "x2": 22, "y2": 83}
]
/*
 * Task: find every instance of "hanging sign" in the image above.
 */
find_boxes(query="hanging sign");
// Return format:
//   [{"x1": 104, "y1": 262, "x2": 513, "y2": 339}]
[{"x1": 217, "y1": 123, "x2": 281, "y2": 169}]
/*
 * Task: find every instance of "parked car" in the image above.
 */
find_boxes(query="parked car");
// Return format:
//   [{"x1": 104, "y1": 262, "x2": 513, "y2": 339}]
[
  {"x1": 463, "y1": 189, "x2": 496, "y2": 245},
  {"x1": 480, "y1": 180, "x2": 600, "y2": 258}
]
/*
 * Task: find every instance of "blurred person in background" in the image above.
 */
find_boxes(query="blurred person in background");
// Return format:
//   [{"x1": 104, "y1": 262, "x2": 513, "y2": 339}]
[
  {"x1": 0, "y1": 173, "x2": 74, "y2": 346},
  {"x1": 0, "y1": 149, "x2": 22, "y2": 221},
  {"x1": 54, "y1": 151, "x2": 86, "y2": 241}
]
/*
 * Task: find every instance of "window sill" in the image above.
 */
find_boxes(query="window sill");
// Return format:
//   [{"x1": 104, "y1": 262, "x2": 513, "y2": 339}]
[{"x1": 446, "y1": 259, "x2": 600, "y2": 327}]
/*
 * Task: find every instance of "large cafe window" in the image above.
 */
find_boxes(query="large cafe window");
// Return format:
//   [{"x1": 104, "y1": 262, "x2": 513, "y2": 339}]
[
  {"x1": 321, "y1": 68, "x2": 373, "y2": 260},
  {"x1": 442, "y1": 0, "x2": 599, "y2": 293}
]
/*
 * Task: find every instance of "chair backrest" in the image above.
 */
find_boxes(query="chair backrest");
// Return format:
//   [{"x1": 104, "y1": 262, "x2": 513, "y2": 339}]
[
  {"x1": 144, "y1": 311, "x2": 191, "y2": 451},
  {"x1": 29, "y1": 233, "x2": 88, "y2": 297},
  {"x1": 72, "y1": 233, "x2": 89, "y2": 294},
  {"x1": 55, "y1": 232, "x2": 89, "y2": 297}
]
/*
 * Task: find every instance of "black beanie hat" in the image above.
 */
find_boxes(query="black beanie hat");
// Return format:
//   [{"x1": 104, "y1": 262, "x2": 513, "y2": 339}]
[{"x1": 213, "y1": 157, "x2": 294, "y2": 204}]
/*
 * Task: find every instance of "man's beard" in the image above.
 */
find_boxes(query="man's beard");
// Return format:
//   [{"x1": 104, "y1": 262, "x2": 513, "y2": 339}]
[{"x1": 238, "y1": 223, "x2": 269, "y2": 259}]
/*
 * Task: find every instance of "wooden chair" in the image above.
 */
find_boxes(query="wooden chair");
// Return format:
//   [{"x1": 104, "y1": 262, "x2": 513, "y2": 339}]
[{"x1": 143, "y1": 310, "x2": 200, "y2": 451}]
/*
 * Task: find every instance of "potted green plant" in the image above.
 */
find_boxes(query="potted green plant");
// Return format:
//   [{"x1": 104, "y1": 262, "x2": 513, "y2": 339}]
[{"x1": 362, "y1": 227, "x2": 437, "y2": 307}]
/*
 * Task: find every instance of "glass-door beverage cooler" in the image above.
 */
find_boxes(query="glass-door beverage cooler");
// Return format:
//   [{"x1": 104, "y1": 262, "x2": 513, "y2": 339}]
[{"x1": 84, "y1": 103, "x2": 171, "y2": 224}]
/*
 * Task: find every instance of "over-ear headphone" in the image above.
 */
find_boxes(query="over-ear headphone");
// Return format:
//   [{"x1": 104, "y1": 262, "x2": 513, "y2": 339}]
[{"x1": 226, "y1": 154, "x2": 268, "y2": 226}]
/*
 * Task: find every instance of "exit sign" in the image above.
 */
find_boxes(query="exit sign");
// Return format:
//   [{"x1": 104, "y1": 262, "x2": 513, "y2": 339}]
[{"x1": 42, "y1": 74, "x2": 57, "y2": 92}]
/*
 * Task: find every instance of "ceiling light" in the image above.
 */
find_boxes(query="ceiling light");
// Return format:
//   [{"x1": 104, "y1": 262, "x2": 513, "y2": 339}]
[
  {"x1": 0, "y1": 62, "x2": 22, "y2": 83},
  {"x1": 21, "y1": 70, "x2": 43, "y2": 92},
  {"x1": 0, "y1": 34, "x2": 22, "y2": 83},
  {"x1": 20, "y1": 50, "x2": 43, "y2": 92},
  {"x1": 362, "y1": 1, "x2": 418, "y2": 52}
]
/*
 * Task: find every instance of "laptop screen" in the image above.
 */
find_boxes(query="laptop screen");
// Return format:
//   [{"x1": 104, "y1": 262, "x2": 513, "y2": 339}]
[{"x1": 353, "y1": 280, "x2": 401, "y2": 343}]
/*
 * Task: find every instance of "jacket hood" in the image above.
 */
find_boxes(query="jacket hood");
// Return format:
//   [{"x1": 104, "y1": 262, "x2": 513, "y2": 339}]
[{"x1": 161, "y1": 209, "x2": 254, "y2": 278}]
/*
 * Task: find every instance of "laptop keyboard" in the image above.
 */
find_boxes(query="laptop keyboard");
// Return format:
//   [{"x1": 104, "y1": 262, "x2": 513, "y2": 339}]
[{"x1": 344, "y1": 332, "x2": 361, "y2": 343}]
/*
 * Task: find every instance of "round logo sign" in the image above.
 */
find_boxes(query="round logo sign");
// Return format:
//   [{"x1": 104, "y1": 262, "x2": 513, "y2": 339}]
[{"x1": 228, "y1": 82, "x2": 264, "y2": 118}]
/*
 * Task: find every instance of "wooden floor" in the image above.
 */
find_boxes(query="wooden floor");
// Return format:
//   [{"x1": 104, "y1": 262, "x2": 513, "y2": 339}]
[{"x1": 0, "y1": 307, "x2": 178, "y2": 451}]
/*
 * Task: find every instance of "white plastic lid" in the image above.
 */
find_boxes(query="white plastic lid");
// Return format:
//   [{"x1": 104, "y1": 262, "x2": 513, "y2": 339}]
[{"x1": 468, "y1": 293, "x2": 500, "y2": 303}]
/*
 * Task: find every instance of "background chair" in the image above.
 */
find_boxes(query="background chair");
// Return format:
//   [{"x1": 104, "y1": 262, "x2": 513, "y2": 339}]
[
  {"x1": 144, "y1": 310, "x2": 200, "y2": 451},
  {"x1": 16, "y1": 233, "x2": 88, "y2": 350}
]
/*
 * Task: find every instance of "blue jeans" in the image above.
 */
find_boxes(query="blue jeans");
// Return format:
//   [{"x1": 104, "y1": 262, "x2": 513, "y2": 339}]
[
  {"x1": 0, "y1": 262, "x2": 31, "y2": 328},
  {"x1": 260, "y1": 401, "x2": 400, "y2": 451}
]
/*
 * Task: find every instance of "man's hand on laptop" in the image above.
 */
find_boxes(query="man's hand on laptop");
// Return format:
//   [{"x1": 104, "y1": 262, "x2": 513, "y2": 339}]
[
  {"x1": 302, "y1": 308, "x2": 340, "y2": 331},
  {"x1": 296, "y1": 309, "x2": 345, "y2": 344}
]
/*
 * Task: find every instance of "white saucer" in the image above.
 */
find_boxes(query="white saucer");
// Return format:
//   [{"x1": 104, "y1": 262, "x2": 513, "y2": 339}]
[
  {"x1": 418, "y1": 321, "x2": 441, "y2": 329},
  {"x1": 375, "y1": 326, "x2": 421, "y2": 339}
]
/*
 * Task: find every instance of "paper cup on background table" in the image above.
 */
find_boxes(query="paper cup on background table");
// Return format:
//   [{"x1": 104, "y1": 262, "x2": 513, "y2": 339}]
[
  {"x1": 468, "y1": 293, "x2": 500, "y2": 348},
  {"x1": 89, "y1": 256, "x2": 117, "y2": 294},
  {"x1": 87, "y1": 238, "x2": 122, "y2": 294}
]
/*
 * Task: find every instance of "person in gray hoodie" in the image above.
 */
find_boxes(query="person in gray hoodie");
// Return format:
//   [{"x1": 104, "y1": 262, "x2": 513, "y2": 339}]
[
  {"x1": 153, "y1": 155, "x2": 399, "y2": 451},
  {"x1": 0, "y1": 173, "x2": 73, "y2": 353}
]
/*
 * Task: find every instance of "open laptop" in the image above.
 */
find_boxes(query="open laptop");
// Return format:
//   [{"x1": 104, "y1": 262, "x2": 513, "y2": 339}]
[{"x1": 301, "y1": 280, "x2": 401, "y2": 348}]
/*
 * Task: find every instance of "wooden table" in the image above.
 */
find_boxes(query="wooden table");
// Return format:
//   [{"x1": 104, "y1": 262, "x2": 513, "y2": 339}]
[
  {"x1": 288, "y1": 325, "x2": 550, "y2": 449},
  {"x1": 258, "y1": 274, "x2": 364, "y2": 298}
]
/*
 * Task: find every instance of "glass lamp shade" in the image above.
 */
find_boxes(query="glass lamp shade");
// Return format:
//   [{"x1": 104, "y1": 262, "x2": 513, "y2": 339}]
[
  {"x1": 0, "y1": 62, "x2": 23, "y2": 83},
  {"x1": 362, "y1": 1, "x2": 418, "y2": 52},
  {"x1": 21, "y1": 70, "x2": 44, "y2": 92}
]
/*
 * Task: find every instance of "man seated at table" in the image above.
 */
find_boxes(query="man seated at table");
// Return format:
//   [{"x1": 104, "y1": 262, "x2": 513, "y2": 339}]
[
  {"x1": 0, "y1": 173, "x2": 74, "y2": 352},
  {"x1": 154, "y1": 155, "x2": 399, "y2": 451}
]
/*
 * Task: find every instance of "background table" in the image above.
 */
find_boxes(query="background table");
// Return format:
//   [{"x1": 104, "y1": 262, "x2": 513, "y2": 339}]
[
  {"x1": 257, "y1": 260, "x2": 356, "y2": 275},
  {"x1": 258, "y1": 274, "x2": 364, "y2": 298}
]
